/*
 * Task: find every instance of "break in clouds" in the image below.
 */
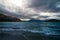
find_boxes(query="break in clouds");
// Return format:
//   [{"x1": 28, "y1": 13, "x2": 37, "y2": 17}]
[{"x1": 0, "y1": 0, "x2": 60, "y2": 20}]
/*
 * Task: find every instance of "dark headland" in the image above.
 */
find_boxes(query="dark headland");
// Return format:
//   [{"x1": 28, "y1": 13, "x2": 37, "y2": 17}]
[{"x1": 0, "y1": 14, "x2": 21, "y2": 22}]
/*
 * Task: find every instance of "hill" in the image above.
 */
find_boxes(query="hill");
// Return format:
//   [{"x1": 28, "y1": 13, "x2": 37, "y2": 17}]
[{"x1": 0, "y1": 14, "x2": 21, "y2": 22}]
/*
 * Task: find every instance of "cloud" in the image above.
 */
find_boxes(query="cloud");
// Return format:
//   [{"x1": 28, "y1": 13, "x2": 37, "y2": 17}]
[
  {"x1": 28, "y1": 0, "x2": 60, "y2": 12},
  {"x1": 0, "y1": 0, "x2": 60, "y2": 20},
  {"x1": 27, "y1": 0, "x2": 49, "y2": 10}
]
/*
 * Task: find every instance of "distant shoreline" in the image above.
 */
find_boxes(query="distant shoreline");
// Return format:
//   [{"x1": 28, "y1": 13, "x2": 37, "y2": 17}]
[{"x1": 0, "y1": 14, "x2": 60, "y2": 22}]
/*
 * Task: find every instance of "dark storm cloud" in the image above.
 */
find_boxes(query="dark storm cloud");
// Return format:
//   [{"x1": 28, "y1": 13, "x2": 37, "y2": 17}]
[
  {"x1": 0, "y1": 8, "x2": 31, "y2": 19},
  {"x1": 0, "y1": 0, "x2": 60, "y2": 20},
  {"x1": 27, "y1": 0, "x2": 50, "y2": 11},
  {"x1": 28, "y1": 0, "x2": 60, "y2": 12},
  {"x1": 29, "y1": 0, "x2": 49, "y2": 7}
]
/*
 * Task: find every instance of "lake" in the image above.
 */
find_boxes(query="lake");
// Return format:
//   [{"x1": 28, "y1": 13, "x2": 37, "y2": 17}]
[{"x1": 0, "y1": 22, "x2": 60, "y2": 40}]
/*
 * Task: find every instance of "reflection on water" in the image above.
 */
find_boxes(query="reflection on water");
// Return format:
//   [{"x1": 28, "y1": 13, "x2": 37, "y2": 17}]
[{"x1": 0, "y1": 22, "x2": 60, "y2": 35}]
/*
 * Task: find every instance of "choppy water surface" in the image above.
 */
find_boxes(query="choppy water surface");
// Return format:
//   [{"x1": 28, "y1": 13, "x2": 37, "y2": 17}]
[{"x1": 0, "y1": 22, "x2": 60, "y2": 36}]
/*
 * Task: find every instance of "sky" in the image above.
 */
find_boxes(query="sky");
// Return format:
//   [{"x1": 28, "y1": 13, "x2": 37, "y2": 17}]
[{"x1": 0, "y1": 0, "x2": 60, "y2": 20}]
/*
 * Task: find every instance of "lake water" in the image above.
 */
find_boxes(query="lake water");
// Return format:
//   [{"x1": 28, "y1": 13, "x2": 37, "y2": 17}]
[{"x1": 0, "y1": 22, "x2": 60, "y2": 36}]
